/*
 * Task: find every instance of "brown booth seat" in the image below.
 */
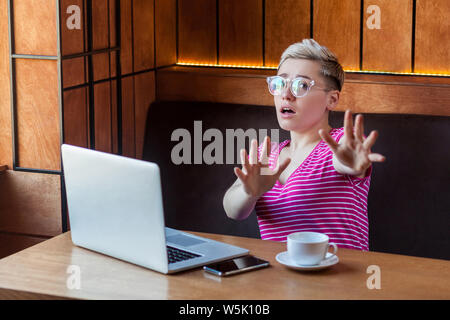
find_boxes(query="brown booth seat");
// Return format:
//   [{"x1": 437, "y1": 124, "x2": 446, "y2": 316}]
[{"x1": 143, "y1": 101, "x2": 450, "y2": 260}]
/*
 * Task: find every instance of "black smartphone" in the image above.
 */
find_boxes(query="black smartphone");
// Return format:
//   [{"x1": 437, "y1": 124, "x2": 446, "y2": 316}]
[{"x1": 203, "y1": 255, "x2": 269, "y2": 276}]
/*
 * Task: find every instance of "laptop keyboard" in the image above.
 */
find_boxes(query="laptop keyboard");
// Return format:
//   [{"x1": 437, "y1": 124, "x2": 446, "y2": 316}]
[{"x1": 167, "y1": 246, "x2": 201, "y2": 264}]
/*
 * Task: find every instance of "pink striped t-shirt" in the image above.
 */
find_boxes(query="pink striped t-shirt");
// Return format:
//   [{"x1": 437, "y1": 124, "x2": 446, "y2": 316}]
[{"x1": 255, "y1": 127, "x2": 372, "y2": 251}]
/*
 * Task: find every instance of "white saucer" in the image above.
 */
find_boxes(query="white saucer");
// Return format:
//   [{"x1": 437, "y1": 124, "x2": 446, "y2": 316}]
[{"x1": 276, "y1": 251, "x2": 339, "y2": 271}]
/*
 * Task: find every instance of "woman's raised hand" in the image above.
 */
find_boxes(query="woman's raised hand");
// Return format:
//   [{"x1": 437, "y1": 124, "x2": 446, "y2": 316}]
[
  {"x1": 319, "y1": 110, "x2": 386, "y2": 176},
  {"x1": 234, "y1": 136, "x2": 291, "y2": 198}
]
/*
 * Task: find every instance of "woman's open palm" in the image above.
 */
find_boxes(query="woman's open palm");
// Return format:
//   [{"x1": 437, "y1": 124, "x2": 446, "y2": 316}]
[
  {"x1": 234, "y1": 137, "x2": 291, "y2": 197},
  {"x1": 319, "y1": 110, "x2": 386, "y2": 175}
]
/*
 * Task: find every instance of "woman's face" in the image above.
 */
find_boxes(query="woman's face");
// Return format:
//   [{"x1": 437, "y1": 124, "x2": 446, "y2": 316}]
[{"x1": 274, "y1": 58, "x2": 335, "y2": 132}]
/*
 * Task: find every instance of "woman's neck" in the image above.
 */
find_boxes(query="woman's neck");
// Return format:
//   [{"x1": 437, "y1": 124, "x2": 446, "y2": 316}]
[{"x1": 288, "y1": 120, "x2": 332, "y2": 153}]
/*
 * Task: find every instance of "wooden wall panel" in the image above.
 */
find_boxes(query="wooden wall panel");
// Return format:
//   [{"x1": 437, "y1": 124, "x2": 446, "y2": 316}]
[
  {"x1": 94, "y1": 82, "x2": 112, "y2": 153},
  {"x1": 218, "y1": 0, "x2": 263, "y2": 66},
  {"x1": 156, "y1": 67, "x2": 273, "y2": 106},
  {"x1": 63, "y1": 58, "x2": 86, "y2": 89},
  {"x1": 121, "y1": 77, "x2": 135, "y2": 158},
  {"x1": 363, "y1": 0, "x2": 413, "y2": 73},
  {"x1": 0, "y1": 232, "x2": 48, "y2": 260},
  {"x1": 133, "y1": 0, "x2": 155, "y2": 72},
  {"x1": 92, "y1": 0, "x2": 109, "y2": 50},
  {"x1": 415, "y1": 0, "x2": 450, "y2": 74},
  {"x1": 110, "y1": 80, "x2": 118, "y2": 154},
  {"x1": 61, "y1": 0, "x2": 86, "y2": 88},
  {"x1": 134, "y1": 72, "x2": 155, "y2": 159},
  {"x1": 60, "y1": 0, "x2": 85, "y2": 55},
  {"x1": 63, "y1": 87, "x2": 88, "y2": 148},
  {"x1": 109, "y1": 0, "x2": 117, "y2": 48},
  {"x1": 155, "y1": 0, "x2": 176, "y2": 67},
  {"x1": 314, "y1": 0, "x2": 361, "y2": 70},
  {"x1": 0, "y1": 171, "x2": 62, "y2": 237},
  {"x1": 339, "y1": 80, "x2": 450, "y2": 116},
  {"x1": 0, "y1": 0, "x2": 12, "y2": 168},
  {"x1": 157, "y1": 67, "x2": 450, "y2": 116},
  {"x1": 92, "y1": 0, "x2": 110, "y2": 82},
  {"x1": 93, "y1": 53, "x2": 110, "y2": 82},
  {"x1": 178, "y1": 0, "x2": 216, "y2": 64},
  {"x1": 13, "y1": 0, "x2": 57, "y2": 55},
  {"x1": 265, "y1": 0, "x2": 310, "y2": 67},
  {"x1": 120, "y1": 0, "x2": 133, "y2": 75},
  {"x1": 109, "y1": 0, "x2": 118, "y2": 77},
  {"x1": 15, "y1": 59, "x2": 60, "y2": 170}
]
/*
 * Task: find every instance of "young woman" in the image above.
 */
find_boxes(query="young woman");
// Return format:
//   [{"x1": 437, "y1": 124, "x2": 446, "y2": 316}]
[{"x1": 223, "y1": 39, "x2": 386, "y2": 251}]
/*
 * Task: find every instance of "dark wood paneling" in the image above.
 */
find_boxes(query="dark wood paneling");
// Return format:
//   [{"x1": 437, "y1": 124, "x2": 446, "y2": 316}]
[
  {"x1": 121, "y1": 76, "x2": 135, "y2": 158},
  {"x1": 62, "y1": 58, "x2": 86, "y2": 88},
  {"x1": 157, "y1": 67, "x2": 450, "y2": 116},
  {"x1": 0, "y1": 232, "x2": 48, "y2": 260},
  {"x1": 94, "y1": 82, "x2": 112, "y2": 153},
  {"x1": 265, "y1": 0, "x2": 310, "y2": 67},
  {"x1": 61, "y1": 0, "x2": 86, "y2": 88},
  {"x1": 109, "y1": 0, "x2": 117, "y2": 77},
  {"x1": 63, "y1": 87, "x2": 88, "y2": 148},
  {"x1": 155, "y1": 0, "x2": 176, "y2": 67},
  {"x1": 15, "y1": 59, "x2": 61, "y2": 170},
  {"x1": 218, "y1": 0, "x2": 263, "y2": 66},
  {"x1": 0, "y1": 170, "x2": 62, "y2": 237},
  {"x1": 415, "y1": 0, "x2": 450, "y2": 74},
  {"x1": 133, "y1": 0, "x2": 155, "y2": 72},
  {"x1": 363, "y1": 0, "x2": 413, "y2": 73},
  {"x1": 0, "y1": 0, "x2": 12, "y2": 168},
  {"x1": 120, "y1": 0, "x2": 133, "y2": 75},
  {"x1": 134, "y1": 71, "x2": 155, "y2": 159},
  {"x1": 314, "y1": 0, "x2": 361, "y2": 70},
  {"x1": 60, "y1": 0, "x2": 85, "y2": 55},
  {"x1": 110, "y1": 80, "x2": 118, "y2": 154},
  {"x1": 92, "y1": 0, "x2": 110, "y2": 82},
  {"x1": 92, "y1": 0, "x2": 109, "y2": 50},
  {"x1": 109, "y1": 0, "x2": 117, "y2": 48},
  {"x1": 93, "y1": 53, "x2": 110, "y2": 82},
  {"x1": 178, "y1": 0, "x2": 216, "y2": 64},
  {"x1": 13, "y1": 0, "x2": 57, "y2": 55}
]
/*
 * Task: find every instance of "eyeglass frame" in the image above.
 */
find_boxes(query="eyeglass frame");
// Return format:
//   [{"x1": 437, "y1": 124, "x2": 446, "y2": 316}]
[{"x1": 266, "y1": 75, "x2": 331, "y2": 98}]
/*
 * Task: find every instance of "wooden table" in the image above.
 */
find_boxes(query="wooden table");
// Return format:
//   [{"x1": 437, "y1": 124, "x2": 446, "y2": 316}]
[{"x1": 0, "y1": 231, "x2": 448, "y2": 300}]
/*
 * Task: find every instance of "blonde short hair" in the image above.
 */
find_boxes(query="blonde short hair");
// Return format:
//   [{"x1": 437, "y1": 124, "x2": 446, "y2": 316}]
[{"x1": 278, "y1": 39, "x2": 345, "y2": 92}]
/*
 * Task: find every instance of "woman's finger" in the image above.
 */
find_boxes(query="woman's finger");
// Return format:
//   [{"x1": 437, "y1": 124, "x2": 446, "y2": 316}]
[
  {"x1": 368, "y1": 153, "x2": 386, "y2": 162},
  {"x1": 355, "y1": 114, "x2": 364, "y2": 142},
  {"x1": 249, "y1": 139, "x2": 258, "y2": 165},
  {"x1": 344, "y1": 110, "x2": 354, "y2": 142},
  {"x1": 260, "y1": 136, "x2": 270, "y2": 164},
  {"x1": 363, "y1": 130, "x2": 379, "y2": 150},
  {"x1": 240, "y1": 149, "x2": 250, "y2": 174},
  {"x1": 319, "y1": 129, "x2": 339, "y2": 153},
  {"x1": 234, "y1": 167, "x2": 247, "y2": 182}
]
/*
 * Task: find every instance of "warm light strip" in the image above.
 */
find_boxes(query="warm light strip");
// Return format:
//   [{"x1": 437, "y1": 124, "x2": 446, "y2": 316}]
[{"x1": 176, "y1": 62, "x2": 450, "y2": 77}]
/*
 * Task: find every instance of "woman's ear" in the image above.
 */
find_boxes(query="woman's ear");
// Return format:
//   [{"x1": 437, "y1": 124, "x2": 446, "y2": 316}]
[{"x1": 326, "y1": 90, "x2": 340, "y2": 111}]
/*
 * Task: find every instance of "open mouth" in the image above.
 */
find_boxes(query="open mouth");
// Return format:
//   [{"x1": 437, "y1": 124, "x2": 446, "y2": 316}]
[{"x1": 281, "y1": 107, "x2": 296, "y2": 114}]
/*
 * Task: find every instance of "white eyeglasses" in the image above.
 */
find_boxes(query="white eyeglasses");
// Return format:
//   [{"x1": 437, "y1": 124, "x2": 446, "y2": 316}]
[{"x1": 266, "y1": 76, "x2": 329, "y2": 98}]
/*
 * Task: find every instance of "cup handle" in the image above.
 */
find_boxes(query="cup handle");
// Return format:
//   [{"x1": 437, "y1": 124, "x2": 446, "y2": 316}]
[{"x1": 327, "y1": 243, "x2": 338, "y2": 259}]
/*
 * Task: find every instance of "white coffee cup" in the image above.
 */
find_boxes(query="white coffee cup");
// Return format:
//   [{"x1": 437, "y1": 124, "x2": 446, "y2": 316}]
[{"x1": 287, "y1": 232, "x2": 338, "y2": 266}]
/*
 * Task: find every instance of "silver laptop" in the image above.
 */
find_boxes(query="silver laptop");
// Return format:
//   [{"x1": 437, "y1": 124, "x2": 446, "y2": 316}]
[{"x1": 61, "y1": 144, "x2": 248, "y2": 274}]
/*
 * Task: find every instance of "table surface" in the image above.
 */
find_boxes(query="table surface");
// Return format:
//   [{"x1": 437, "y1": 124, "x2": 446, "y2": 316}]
[{"x1": 0, "y1": 231, "x2": 449, "y2": 300}]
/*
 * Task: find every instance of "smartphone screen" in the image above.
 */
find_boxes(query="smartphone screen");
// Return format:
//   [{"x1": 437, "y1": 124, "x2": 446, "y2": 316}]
[{"x1": 203, "y1": 255, "x2": 269, "y2": 276}]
